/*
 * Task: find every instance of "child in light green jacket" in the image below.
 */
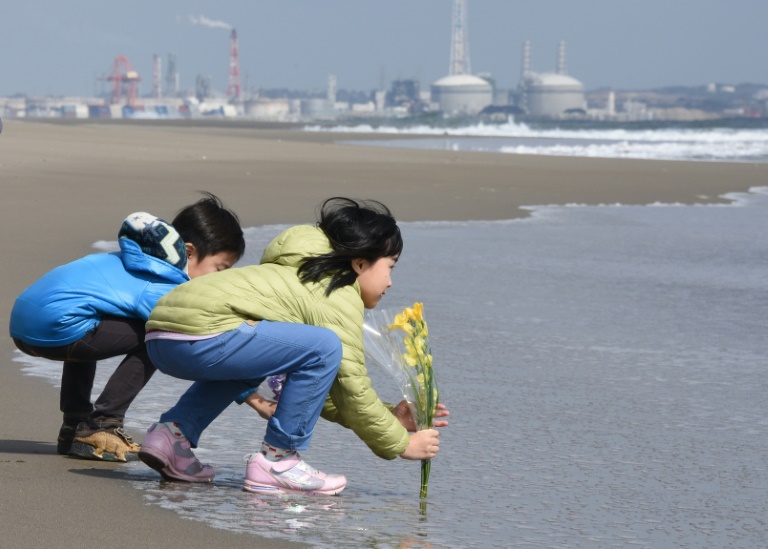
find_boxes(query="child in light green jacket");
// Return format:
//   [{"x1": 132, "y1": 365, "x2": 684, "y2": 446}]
[{"x1": 139, "y1": 197, "x2": 448, "y2": 495}]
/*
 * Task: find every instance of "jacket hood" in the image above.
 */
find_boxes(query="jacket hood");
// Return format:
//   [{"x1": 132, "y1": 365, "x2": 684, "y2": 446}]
[
  {"x1": 261, "y1": 225, "x2": 332, "y2": 268},
  {"x1": 118, "y1": 212, "x2": 187, "y2": 272},
  {"x1": 119, "y1": 238, "x2": 189, "y2": 284}
]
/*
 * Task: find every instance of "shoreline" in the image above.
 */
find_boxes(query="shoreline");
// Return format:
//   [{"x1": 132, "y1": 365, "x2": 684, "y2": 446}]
[
  {"x1": 1, "y1": 119, "x2": 766, "y2": 548},
  {"x1": 5, "y1": 119, "x2": 765, "y2": 225}
]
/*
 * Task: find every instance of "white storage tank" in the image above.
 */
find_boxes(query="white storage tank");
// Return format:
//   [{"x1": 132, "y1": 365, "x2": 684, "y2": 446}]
[
  {"x1": 430, "y1": 74, "x2": 493, "y2": 116},
  {"x1": 522, "y1": 72, "x2": 585, "y2": 117}
]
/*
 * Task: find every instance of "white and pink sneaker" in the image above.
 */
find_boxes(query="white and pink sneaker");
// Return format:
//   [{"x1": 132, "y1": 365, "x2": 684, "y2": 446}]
[{"x1": 243, "y1": 452, "x2": 346, "y2": 495}]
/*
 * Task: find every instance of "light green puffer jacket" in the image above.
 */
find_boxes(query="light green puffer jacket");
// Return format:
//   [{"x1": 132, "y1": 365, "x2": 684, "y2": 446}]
[{"x1": 147, "y1": 225, "x2": 410, "y2": 459}]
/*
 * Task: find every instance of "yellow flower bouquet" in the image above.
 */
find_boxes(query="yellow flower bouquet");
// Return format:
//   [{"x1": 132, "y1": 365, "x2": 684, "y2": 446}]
[{"x1": 363, "y1": 302, "x2": 439, "y2": 500}]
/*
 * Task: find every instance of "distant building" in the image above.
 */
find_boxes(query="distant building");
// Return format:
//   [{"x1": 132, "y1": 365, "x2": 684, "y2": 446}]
[
  {"x1": 518, "y1": 40, "x2": 586, "y2": 118},
  {"x1": 300, "y1": 98, "x2": 332, "y2": 120},
  {"x1": 431, "y1": 74, "x2": 493, "y2": 115},
  {"x1": 244, "y1": 98, "x2": 292, "y2": 120},
  {"x1": 521, "y1": 72, "x2": 585, "y2": 117},
  {"x1": 386, "y1": 80, "x2": 420, "y2": 108}
]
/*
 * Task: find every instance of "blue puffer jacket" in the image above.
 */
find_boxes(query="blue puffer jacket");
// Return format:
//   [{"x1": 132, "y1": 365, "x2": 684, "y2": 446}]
[{"x1": 9, "y1": 238, "x2": 189, "y2": 347}]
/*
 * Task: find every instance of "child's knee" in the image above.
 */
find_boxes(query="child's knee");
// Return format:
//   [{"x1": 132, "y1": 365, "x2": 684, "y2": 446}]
[{"x1": 314, "y1": 329, "x2": 343, "y2": 366}]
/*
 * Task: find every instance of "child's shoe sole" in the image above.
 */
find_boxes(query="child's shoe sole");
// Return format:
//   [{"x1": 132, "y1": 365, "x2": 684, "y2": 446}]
[
  {"x1": 138, "y1": 447, "x2": 214, "y2": 483},
  {"x1": 138, "y1": 448, "x2": 177, "y2": 481},
  {"x1": 243, "y1": 479, "x2": 345, "y2": 496}
]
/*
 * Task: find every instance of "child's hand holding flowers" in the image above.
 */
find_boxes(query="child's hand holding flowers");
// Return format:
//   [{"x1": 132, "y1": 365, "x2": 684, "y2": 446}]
[{"x1": 391, "y1": 400, "x2": 450, "y2": 432}]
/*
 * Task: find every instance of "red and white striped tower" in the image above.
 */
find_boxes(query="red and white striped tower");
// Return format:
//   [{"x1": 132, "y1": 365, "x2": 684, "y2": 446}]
[{"x1": 228, "y1": 28, "x2": 241, "y2": 101}]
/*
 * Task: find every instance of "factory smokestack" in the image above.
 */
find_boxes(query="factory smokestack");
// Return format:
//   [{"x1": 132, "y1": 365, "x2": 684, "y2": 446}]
[
  {"x1": 153, "y1": 54, "x2": 162, "y2": 98},
  {"x1": 557, "y1": 40, "x2": 567, "y2": 75},
  {"x1": 521, "y1": 40, "x2": 532, "y2": 78},
  {"x1": 228, "y1": 29, "x2": 241, "y2": 101},
  {"x1": 165, "y1": 54, "x2": 179, "y2": 97}
]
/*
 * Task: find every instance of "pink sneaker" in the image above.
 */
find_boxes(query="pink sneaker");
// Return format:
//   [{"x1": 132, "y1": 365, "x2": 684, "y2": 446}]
[
  {"x1": 243, "y1": 452, "x2": 346, "y2": 495},
  {"x1": 138, "y1": 422, "x2": 214, "y2": 482}
]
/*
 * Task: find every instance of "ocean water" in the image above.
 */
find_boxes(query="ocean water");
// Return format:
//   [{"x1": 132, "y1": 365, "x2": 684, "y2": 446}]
[
  {"x1": 305, "y1": 119, "x2": 768, "y2": 162},
  {"x1": 15, "y1": 187, "x2": 768, "y2": 548}
]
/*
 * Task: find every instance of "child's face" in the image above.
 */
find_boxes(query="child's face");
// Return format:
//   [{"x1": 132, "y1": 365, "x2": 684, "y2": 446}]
[
  {"x1": 352, "y1": 255, "x2": 398, "y2": 309},
  {"x1": 187, "y1": 249, "x2": 239, "y2": 279}
]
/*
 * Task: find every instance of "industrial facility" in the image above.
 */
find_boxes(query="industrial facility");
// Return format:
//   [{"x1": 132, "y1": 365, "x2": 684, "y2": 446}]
[
  {"x1": 518, "y1": 40, "x2": 586, "y2": 117},
  {"x1": 3, "y1": 1, "x2": 758, "y2": 122},
  {"x1": 430, "y1": 0, "x2": 493, "y2": 116},
  {"x1": 0, "y1": 0, "x2": 591, "y2": 122},
  {"x1": 428, "y1": 1, "x2": 587, "y2": 119}
]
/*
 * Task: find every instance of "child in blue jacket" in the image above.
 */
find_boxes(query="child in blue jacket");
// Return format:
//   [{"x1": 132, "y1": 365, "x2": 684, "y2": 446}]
[{"x1": 10, "y1": 193, "x2": 244, "y2": 462}]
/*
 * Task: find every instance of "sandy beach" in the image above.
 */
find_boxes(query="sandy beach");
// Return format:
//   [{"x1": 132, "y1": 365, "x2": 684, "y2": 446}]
[{"x1": 1, "y1": 118, "x2": 766, "y2": 548}]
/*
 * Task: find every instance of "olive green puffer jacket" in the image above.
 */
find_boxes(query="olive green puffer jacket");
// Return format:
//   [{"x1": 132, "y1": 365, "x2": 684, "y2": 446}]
[{"x1": 147, "y1": 225, "x2": 410, "y2": 459}]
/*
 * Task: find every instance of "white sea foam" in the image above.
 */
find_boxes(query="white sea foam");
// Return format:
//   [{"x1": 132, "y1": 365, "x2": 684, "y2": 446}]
[
  {"x1": 497, "y1": 139, "x2": 768, "y2": 161},
  {"x1": 305, "y1": 120, "x2": 768, "y2": 162},
  {"x1": 92, "y1": 240, "x2": 119, "y2": 252},
  {"x1": 14, "y1": 352, "x2": 65, "y2": 387},
  {"x1": 305, "y1": 119, "x2": 768, "y2": 143}
]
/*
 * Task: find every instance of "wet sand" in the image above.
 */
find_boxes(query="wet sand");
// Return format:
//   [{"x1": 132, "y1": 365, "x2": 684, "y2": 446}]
[{"x1": 0, "y1": 119, "x2": 765, "y2": 548}]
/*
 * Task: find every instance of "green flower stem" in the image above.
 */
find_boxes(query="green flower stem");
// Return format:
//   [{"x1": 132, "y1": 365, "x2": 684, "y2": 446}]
[{"x1": 420, "y1": 458, "x2": 431, "y2": 499}]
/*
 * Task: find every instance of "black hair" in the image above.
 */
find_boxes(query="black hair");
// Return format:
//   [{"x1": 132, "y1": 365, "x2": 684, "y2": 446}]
[
  {"x1": 172, "y1": 192, "x2": 245, "y2": 260},
  {"x1": 298, "y1": 197, "x2": 403, "y2": 296}
]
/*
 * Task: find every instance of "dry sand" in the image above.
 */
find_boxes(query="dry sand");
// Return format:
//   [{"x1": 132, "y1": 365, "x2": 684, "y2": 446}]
[{"x1": 1, "y1": 119, "x2": 765, "y2": 548}]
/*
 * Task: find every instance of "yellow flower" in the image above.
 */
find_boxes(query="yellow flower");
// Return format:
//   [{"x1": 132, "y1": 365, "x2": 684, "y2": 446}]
[
  {"x1": 415, "y1": 373, "x2": 428, "y2": 413},
  {"x1": 405, "y1": 351, "x2": 419, "y2": 367},
  {"x1": 412, "y1": 336, "x2": 426, "y2": 358},
  {"x1": 389, "y1": 312, "x2": 413, "y2": 334},
  {"x1": 411, "y1": 302, "x2": 424, "y2": 322},
  {"x1": 410, "y1": 321, "x2": 425, "y2": 339},
  {"x1": 404, "y1": 338, "x2": 418, "y2": 359}
]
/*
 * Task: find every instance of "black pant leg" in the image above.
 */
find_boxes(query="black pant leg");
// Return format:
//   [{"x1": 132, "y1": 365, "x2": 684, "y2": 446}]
[
  {"x1": 91, "y1": 343, "x2": 155, "y2": 424},
  {"x1": 61, "y1": 361, "x2": 97, "y2": 418},
  {"x1": 83, "y1": 316, "x2": 153, "y2": 424},
  {"x1": 14, "y1": 316, "x2": 152, "y2": 424}
]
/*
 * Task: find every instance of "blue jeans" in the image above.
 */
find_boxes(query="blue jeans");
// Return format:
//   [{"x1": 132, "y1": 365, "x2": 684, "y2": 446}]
[{"x1": 146, "y1": 321, "x2": 342, "y2": 450}]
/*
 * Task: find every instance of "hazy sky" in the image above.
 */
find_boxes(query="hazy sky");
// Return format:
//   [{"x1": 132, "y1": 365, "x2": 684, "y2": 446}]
[{"x1": 2, "y1": 1, "x2": 766, "y2": 97}]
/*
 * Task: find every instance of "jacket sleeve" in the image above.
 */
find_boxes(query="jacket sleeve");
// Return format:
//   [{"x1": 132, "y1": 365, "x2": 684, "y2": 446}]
[{"x1": 314, "y1": 292, "x2": 410, "y2": 460}]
